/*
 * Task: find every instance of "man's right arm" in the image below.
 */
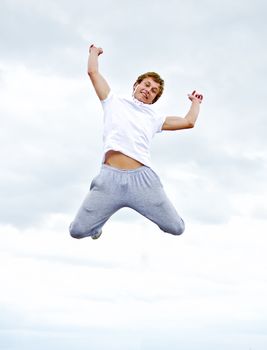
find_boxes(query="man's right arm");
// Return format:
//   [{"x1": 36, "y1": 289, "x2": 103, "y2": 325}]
[{"x1": 87, "y1": 45, "x2": 110, "y2": 101}]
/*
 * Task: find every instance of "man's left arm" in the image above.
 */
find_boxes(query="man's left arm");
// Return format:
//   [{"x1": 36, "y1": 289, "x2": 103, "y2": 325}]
[{"x1": 162, "y1": 91, "x2": 203, "y2": 131}]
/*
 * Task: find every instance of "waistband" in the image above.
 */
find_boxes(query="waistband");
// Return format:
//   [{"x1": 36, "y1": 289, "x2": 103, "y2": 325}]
[{"x1": 101, "y1": 163, "x2": 150, "y2": 174}]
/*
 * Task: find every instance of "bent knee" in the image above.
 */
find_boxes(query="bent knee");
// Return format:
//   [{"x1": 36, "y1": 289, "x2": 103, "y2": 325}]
[
  {"x1": 163, "y1": 219, "x2": 185, "y2": 236},
  {"x1": 69, "y1": 228, "x2": 83, "y2": 239},
  {"x1": 69, "y1": 223, "x2": 87, "y2": 239}
]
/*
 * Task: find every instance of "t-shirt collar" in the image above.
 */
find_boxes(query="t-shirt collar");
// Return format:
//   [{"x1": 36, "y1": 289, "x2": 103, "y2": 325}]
[{"x1": 132, "y1": 95, "x2": 151, "y2": 107}]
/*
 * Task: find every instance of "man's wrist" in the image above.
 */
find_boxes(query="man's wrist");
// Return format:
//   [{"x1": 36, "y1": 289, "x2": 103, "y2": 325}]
[{"x1": 191, "y1": 98, "x2": 201, "y2": 105}]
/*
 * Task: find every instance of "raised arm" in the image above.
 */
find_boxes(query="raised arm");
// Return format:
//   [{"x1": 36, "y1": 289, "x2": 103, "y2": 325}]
[
  {"x1": 87, "y1": 44, "x2": 110, "y2": 101},
  {"x1": 162, "y1": 91, "x2": 203, "y2": 131}
]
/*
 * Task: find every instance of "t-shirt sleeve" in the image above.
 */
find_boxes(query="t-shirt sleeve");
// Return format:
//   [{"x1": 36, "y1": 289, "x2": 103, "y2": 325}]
[
  {"x1": 156, "y1": 114, "x2": 166, "y2": 133},
  {"x1": 101, "y1": 90, "x2": 114, "y2": 105}
]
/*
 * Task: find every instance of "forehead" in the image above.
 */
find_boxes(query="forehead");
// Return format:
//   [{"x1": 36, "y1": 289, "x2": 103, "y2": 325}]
[{"x1": 142, "y1": 77, "x2": 160, "y2": 88}]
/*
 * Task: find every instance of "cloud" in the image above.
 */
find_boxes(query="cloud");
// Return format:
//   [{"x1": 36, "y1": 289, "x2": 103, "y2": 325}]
[
  {"x1": 0, "y1": 63, "x2": 103, "y2": 226},
  {"x1": 1, "y1": 1, "x2": 267, "y2": 348},
  {"x1": 1, "y1": 59, "x2": 266, "y2": 227},
  {"x1": 1, "y1": 215, "x2": 267, "y2": 349},
  {"x1": 1, "y1": 0, "x2": 267, "y2": 230}
]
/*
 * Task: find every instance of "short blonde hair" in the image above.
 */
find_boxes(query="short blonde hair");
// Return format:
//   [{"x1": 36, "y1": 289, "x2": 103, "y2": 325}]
[{"x1": 134, "y1": 72, "x2": 164, "y2": 103}]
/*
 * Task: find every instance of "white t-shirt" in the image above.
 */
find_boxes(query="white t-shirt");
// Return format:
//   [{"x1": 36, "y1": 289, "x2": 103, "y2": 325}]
[{"x1": 101, "y1": 91, "x2": 165, "y2": 167}]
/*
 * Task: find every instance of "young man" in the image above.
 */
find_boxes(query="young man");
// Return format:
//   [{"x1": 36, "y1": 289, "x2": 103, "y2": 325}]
[{"x1": 69, "y1": 44, "x2": 203, "y2": 240}]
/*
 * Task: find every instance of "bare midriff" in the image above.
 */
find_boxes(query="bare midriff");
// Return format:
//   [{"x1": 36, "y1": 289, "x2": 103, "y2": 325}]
[{"x1": 104, "y1": 150, "x2": 143, "y2": 169}]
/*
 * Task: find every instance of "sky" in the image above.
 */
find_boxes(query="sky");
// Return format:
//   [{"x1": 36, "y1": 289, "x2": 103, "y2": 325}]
[{"x1": 0, "y1": 0, "x2": 267, "y2": 349}]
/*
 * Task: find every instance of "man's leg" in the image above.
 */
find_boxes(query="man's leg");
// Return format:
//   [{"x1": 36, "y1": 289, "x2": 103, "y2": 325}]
[
  {"x1": 129, "y1": 167, "x2": 185, "y2": 235},
  {"x1": 69, "y1": 168, "x2": 122, "y2": 239}
]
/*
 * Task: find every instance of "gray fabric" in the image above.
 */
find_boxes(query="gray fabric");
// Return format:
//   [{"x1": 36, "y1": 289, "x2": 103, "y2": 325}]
[{"x1": 69, "y1": 164, "x2": 185, "y2": 238}]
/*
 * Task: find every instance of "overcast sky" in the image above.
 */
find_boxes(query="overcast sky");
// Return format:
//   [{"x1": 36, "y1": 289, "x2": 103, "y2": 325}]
[{"x1": 1, "y1": 0, "x2": 267, "y2": 349}]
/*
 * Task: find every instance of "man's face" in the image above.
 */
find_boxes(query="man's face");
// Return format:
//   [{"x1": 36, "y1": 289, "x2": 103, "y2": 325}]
[{"x1": 133, "y1": 77, "x2": 160, "y2": 104}]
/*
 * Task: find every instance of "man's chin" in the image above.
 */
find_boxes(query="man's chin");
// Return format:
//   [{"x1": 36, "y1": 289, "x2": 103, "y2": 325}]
[
  {"x1": 134, "y1": 94, "x2": 150, "y2": 104},
  {"x1": 139, "y1": 97, "x2": 150, "y2": 104}
]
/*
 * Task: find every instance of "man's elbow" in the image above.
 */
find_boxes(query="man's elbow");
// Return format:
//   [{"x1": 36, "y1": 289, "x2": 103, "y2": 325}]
[
  {"x1": 87, "y1": 70, "x2": 98, "y2": 78},
  {"x1": 187, "y1": 121, "x2": 195, "y2": 129},
  {"x1": 183, "y1": 116, "x2": 196, "y2": 129}
]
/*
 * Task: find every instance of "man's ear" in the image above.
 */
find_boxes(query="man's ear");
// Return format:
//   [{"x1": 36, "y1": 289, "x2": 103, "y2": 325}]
[{"x1": 133, "y1": 82, "x2": 138, "y2": 93}]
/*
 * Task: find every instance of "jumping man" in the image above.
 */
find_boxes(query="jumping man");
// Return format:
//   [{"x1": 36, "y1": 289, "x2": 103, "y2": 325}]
[{"x1": 69, "y1": 44, "x2": 203, "y2": 240}]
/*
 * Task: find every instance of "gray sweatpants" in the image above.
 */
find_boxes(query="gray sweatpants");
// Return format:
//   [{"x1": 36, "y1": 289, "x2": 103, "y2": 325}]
[{"x1": 69, "y1": 164, "x2": 185, "y2": 238}]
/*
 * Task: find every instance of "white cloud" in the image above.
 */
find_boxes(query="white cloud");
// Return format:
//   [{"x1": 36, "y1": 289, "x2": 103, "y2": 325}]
[
  {"x1": 0, "y1": 63, "x2": 103, "y2": 225},
  {"x1": 1, "y1": 0, "x2": 267, "y2": 348},
  {"x1": 1, "y1": 214, "x2": 267, "y2": 349}
]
